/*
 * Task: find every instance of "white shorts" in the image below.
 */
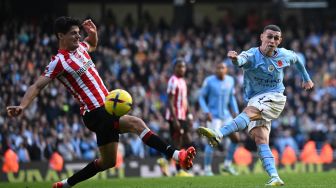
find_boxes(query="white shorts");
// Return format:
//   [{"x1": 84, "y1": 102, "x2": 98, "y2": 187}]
[{"x1": 247, "y1": 92, "x2": 286, "y2": 133}]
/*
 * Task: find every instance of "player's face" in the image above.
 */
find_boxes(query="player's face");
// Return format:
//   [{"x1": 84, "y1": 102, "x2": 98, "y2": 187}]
[
  {"x1": 60, "y1": 26, "x2": 81, "y2": 51},
  {"x1": 175, "y1": 62, "x2": 186, "y2": 77},
  {"x1": 216, "y1": 63, "x2": 227, "y2": 79},
  {"x1": 260, "y1": 29, "x2": 282, "y2": 55}
]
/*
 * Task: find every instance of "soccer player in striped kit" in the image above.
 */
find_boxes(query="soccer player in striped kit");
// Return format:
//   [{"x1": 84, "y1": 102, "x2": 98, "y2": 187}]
[
  {"x1": 6, "y1": 17, "x2": 196, "y2": 188},
  {"x1": 198, "y1": 62, "x2": 240, "y2": 176},
  {"x1": 164, "y1": 58, "x2": 194, "y2": 177},
  {"x1": 198, "y1": 25, "x2": 314, "y2": 186}
]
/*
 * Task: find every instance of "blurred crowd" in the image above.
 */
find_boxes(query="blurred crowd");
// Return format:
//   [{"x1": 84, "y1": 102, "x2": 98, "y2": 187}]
[{"x1": 1, "y1": 10, "x2": 336, "y2": 164}]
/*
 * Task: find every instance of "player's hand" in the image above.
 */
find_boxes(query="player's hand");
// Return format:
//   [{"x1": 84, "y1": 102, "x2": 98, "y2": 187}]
[
  {"x1": 7, "y1": 106, "x2": 24, "y2": 117},
  {"x1": 302, "y1": 80, "x2": 314, "y2": 90},
  {"x1": 82, "y1": 19, "x2": 97, "y2": 35},
  {"x1": 173, "y1": 119, "x2": 181, "y2": 129},
  {"x1": 206, "y1": 113, "x2": 212, "y2": 122},
  {"x1": 227, "y1": 51, "x2": 238, "y2": 62}
]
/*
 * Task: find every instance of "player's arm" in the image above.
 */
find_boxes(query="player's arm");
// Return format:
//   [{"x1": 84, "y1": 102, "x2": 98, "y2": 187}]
[
  {"x1": 82, "y1": 19, "x2": 98, "y2": 52},
  {"x1": 198, "y1": 78, "x2": 210, "y2": 114},
  {"x1": 198, "y1": 78, "x2": 213, "y2": 122},
  {"x1": 167, "y1": 93, "x2": 180, "y2": 126},
  {"x1": 229, "y1": 87, "x2": 239, "y2": 117},
  {"x1": 7, "y1": 76, "x2": 53, "y2": 117},
  {"x1": 292, "y1": 52, "x2": 314, "y2": 90},
  {"x1": 227, "y1": 50, "x2": 250, "y2": 67}
]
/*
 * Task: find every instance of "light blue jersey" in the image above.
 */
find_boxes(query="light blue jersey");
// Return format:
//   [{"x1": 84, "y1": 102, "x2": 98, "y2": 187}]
[
  {"x1": 199, "y1": 75, "x2": 239, "y2": 119},
  {"x1": 235, "y1": 47, "x2": 311, "y2": 100}
]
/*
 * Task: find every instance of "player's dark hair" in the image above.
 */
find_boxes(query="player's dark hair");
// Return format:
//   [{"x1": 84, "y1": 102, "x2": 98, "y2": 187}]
[
  {"x1": 263, "y1": 24, "x2": 281, "y2": 33},
  {"x1": 54, "y1": 16, "x2": 81, "y2": 39},
  {"x1": 173, "y1": 58, "x2": 185, "y2": 68}
]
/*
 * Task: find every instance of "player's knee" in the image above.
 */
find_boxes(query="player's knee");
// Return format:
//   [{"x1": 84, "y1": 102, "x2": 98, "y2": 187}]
[
  {"x1": 254, "y1": 134, "x2": 268, "y2": 145},
  {"x1": 128, "y1": 116, "x2": 148, "y2": 134}
]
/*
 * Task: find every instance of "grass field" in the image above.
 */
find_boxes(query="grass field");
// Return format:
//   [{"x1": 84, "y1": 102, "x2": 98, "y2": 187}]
[{"x1": 1, "y1": 172, "x2": 335, "y2": 188}]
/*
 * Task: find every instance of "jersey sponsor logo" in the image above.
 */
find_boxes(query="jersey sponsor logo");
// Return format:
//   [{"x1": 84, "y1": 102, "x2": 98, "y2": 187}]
[
  {"x1": 254, "y1": 76, "x2": 281, "y2": 87},
  {"x1": 76, "y1": 60, "x2": 94, "y2": 76}
]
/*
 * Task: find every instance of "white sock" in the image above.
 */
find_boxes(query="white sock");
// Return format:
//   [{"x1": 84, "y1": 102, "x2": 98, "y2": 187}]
[
  {"x1": 61, "y1": 179, "x2": 71, "y2": 188},
  {"x1": 204, "y1": 165, "x2": 212, "y2": 172},
  {"x1": 215, "y1": 129, "x2": 223, "y2": 139},
  {"x1": 224, "y1": 159, "x2": 232, "y2": 167},
  {"x1": 172, "y1": 150, "x2": 179, "y2": 161}
]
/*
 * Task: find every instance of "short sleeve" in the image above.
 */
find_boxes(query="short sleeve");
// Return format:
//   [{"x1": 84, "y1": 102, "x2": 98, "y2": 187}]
[
  {"x1": 167, "y1": 77, "x2": 177, "y2": 95},
  {"x1": 42, "y1": 56, "x2": 64, "y2": 79}
]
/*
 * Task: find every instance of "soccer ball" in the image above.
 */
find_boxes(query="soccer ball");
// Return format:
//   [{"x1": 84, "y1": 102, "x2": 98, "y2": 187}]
[{"x1": 105, "y1": 89, "x2": 133, "y2": 117}]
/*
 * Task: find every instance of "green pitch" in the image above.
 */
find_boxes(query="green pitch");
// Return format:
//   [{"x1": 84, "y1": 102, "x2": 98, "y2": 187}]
[{"x1": 1, "y1": 172, "x2": 335, "y2": 188}]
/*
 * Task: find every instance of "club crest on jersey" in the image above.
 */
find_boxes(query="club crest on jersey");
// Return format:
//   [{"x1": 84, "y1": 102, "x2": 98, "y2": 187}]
[{"x1": 268, "y1": 64, "x2": 275, "y2": 72}]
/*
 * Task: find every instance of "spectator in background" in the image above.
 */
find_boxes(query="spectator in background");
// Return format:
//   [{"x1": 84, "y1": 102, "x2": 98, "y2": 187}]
[{"x1": 2, "y1": 144, "x2": 19, "y2": 173}]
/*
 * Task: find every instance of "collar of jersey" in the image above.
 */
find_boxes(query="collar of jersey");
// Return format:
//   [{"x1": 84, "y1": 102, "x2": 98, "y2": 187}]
[
  {"x1": 258, "y1": 47, "x2": 278, "y2": 58},
  {"x1": 58, "y1": 48, "x2": 76, "y2": 54}
]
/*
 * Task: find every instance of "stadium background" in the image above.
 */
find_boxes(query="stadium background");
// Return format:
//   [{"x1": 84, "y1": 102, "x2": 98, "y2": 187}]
[{"x1": 1, "y1": 0, "x2": 336, "y2": 182}]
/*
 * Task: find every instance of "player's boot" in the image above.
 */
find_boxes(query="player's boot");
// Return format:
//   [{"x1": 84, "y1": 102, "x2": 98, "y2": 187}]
[
  {"x1": 176, "y1": 169, "x2": 194, "y2": 177},
  {"x1": 157, "y1": 157, "x2": 170, "y2": 176},
  {"x1": 204, "y1": 170, "x2": 214, "y2": 176},
  {"x1": 52, "y1": 182, "x2": 64, "y2": 188},
  {"x1": 222, "y1": 165, "x2": 239, "y2": 176},
  {"x1": 178, "y1": 146, "x2": 196, "y2": 170},
  {"x1": 197, "y1": 127, "x2": 221, "y2": 147},
  {"x1": 265, "y1": 176, "x2": 285, "y2": 186},
  {"x1": 52, "y1": 180, "x2": 71, "y2": 188}
]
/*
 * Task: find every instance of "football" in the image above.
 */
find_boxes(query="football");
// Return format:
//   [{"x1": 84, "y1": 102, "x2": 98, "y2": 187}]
[{"x1": 105, "y1": 89, "x2": 133, "y2": 117}]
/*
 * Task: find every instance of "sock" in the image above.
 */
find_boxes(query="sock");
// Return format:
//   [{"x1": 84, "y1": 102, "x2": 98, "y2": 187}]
[
  {"x1": 204, "y1": 144, "x2": 213, "y2": 171},
  {"x1": 140, "y1": 129, "x2": 175, "y2": 159},
  {"x1": 258, "y1": 144, "x2": 279, "y2": 177},
  {"x1": 220, "y1": 112, "x2": 250, "y2": 137},
  {"x1": 176, "y1": 163, "x2": 181, "y2": 171},
  {"x1": 224, "y1": 143, "x2": 238, "y2": 167},
  {"x1": 60, "y1": 179, "x2": 71, "y2": 188},
  {"x1": 204, "y1": 165, "x2": 212, "y2": 173},
  {"x1": 172, "y1": 150, "x2": 179, "y2": 161},
  {"x1": 67, "y1": 159, "x2": 103, "y2": 186}
]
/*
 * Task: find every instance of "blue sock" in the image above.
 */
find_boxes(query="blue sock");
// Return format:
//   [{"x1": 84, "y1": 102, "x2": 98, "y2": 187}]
[
  {"x1": 220, "y1": 112, "x2": 250, "y2": 137},
  {"x1": 204, "y1": 144, "x2": 213, "y2": 169},
  {"x1": 225, "y1": 143, "x2": 238, "y2": 162},
  {"x1": 258, "y1": 144, "x2": 278, "y2": 177}
]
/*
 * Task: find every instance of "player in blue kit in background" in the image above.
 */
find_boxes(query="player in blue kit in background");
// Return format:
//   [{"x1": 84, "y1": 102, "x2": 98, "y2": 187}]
[
  {"x1": 198, "y1": 25, "x2": 314, "y2": 186},
  {"x1": 198, "y1": 62, "x2": 240, "y2": 176}
]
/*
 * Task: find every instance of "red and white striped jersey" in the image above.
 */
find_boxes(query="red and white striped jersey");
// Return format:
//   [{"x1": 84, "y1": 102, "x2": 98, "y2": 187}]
[
  {"x1": 165, "y1": 75, "x2": 188, "y2": 120},
  {"x1": 43, "y1": 42, "x2": 109, "y2": 115}
]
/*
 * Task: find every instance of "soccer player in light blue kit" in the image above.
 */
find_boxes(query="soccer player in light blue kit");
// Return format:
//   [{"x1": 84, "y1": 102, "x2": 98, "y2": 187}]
[
  {"x1": 198, "y1": 25, "x2": 314, "y2": 186},
  {"x1": 198, "y1": 62, "x2": 240, "y2": 176}
]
